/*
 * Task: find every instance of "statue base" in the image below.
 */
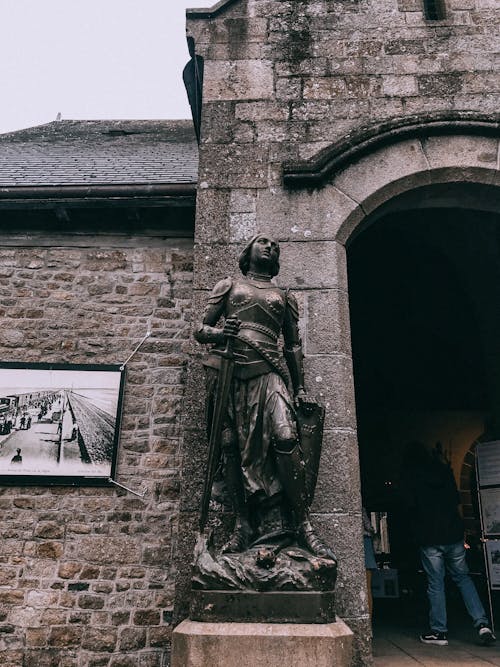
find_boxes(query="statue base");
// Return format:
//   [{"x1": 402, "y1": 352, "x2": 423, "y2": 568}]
[
  {"x1": 191, "y1": 533, "x2": 337, "y2": 594},
  {"x1": 190, "y1": 589, "x2": 335, "y2": 623},
  {"x1": 171, "y1": 619, "x2": 353, "y2": 667}
]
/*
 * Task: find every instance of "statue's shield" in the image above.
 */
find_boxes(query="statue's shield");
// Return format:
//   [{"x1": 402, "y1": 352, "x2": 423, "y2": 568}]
[{"x1": 296, "y1": 402, "x2": 325, "y2": 507}]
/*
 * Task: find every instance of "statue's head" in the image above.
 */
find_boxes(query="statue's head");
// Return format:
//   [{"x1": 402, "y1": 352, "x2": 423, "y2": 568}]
[{"x1": 238, "y1": 233, "x2": 280, "y2": 277}]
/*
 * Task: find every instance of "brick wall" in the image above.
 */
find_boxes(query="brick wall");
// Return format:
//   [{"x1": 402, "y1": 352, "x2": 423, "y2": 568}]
[{"x1": 0, "y1": 238, "x2": 193, "y2": 667}]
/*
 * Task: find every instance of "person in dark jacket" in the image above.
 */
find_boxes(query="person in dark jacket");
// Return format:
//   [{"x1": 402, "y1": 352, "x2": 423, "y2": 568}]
[{"x1": 401, "y1": 442, "x2": 495, "y2": 646}]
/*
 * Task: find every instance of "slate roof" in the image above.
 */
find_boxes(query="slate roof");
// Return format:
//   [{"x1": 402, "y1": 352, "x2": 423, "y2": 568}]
[{"x1": 0, "y1": 120, "x2": 198, "y2": 188}]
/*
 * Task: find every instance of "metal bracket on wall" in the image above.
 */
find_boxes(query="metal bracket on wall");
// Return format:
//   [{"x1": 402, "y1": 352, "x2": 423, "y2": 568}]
[
  {"x1": 120, "y1": 330, "x2": 152, "y2": 371},
  {"x1": 107, "y1": 328, "x2": 153, "y2": 497},
  {"x1": 108, "y1": 477, "x2": 148, "y2": 498}
]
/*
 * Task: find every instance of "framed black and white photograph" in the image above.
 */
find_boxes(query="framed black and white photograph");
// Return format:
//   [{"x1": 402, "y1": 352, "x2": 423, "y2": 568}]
[
  {"x1": 0, "y1": 363, "x2": 125, "y2": 485},
  {"x1": 476, "y1": 441, "x2": 500, "y2": 487},
  {"x1": 485, "y1": 540, "x2": 500, "y2": 590},
  {"x1": 480, "y1": 488, "x2": 500, "y2": 537}
]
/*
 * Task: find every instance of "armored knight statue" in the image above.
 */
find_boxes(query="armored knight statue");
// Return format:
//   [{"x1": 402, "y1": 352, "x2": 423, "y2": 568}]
[{"x1": 194, "y1": 234, "x2": 335, "y2": 565}]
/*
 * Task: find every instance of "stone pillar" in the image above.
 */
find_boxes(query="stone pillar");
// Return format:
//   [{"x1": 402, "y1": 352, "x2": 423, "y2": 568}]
[{"x1": 175, "y1": 2, "x2": 372, "y2": 663}]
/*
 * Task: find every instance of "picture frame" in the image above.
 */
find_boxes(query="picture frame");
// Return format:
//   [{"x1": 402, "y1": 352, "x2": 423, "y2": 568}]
[
  {"x1": 476, "y1": 441, "x2": 500, "y2": 488},
  {"x1": 480, "y1": 488, "x2": 500, "y2": 537},
  {"x1": 0, "y1": 362, "x2": 125, "y2": 486},
  {"x1": 485, "y1": 540, "x2": 500, "y2": 590}
]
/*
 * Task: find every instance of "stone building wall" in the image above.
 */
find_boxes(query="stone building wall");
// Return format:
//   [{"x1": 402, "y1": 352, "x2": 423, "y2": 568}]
[
  {"x1": 0, "y1": 238, "x2": 193, "y2": 667},
  {"x1": 178, "y1": 1, "x2": 500, "y2": 665},
  {"x1": 190, "y1": 0, "x2": 499, "y2": 172}
]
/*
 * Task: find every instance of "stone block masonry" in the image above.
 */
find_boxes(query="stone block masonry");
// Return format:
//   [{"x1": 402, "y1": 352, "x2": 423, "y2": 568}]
[
  {"x1": 0, "y1": 238, "x2": 193, "y2": 666},
  {"x1": 182, "y1": 1, "x2": 500, "y2": 666}
]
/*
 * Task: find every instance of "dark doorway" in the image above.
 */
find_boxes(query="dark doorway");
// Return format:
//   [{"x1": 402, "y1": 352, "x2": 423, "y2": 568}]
[{"x1": 347, "y1": 199, "x2": 500, "y2": 632}]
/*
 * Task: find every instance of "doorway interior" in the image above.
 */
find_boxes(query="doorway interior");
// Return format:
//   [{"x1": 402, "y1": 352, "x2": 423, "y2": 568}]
[{"x1": 346, "y1": 183, "x2": 500, "y2": 633}]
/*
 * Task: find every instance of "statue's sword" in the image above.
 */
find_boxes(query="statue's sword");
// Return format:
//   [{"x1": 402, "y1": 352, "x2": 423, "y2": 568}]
[{"x1": 199, "y1": 335, "x2": 236, "y2": 532}]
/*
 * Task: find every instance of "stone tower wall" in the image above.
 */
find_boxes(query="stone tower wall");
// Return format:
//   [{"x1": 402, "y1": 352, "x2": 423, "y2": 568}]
[{"x1": 180, "y1": 1, "x2": 500, "y2": 664}]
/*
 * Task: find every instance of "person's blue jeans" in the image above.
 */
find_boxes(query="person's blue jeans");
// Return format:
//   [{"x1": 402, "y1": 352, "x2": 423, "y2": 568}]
[{"x1": 420, "y1": 541, "x2": 488, "y2": 632}]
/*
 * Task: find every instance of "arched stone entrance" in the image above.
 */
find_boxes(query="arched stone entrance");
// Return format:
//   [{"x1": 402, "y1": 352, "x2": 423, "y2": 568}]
[{"x1": 278, "y1": 117, "x2": 500, "y2": 646}]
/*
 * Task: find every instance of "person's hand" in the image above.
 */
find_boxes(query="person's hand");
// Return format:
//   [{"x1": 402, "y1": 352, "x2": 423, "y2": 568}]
[
  {"x1": 464, "y1": 542, "x2": 471, "y2": 550},
  {"x1": 223, "y1": 316, "x2": 240, "y2": 338}
]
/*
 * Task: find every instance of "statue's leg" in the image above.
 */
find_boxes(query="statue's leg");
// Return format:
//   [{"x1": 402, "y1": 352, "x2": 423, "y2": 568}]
[
  {"x1": 221, "y1": 426, "x2": 253, "y2": 553},
  {"x1": 274, "y1": 431, "x2": 336, "y2": 562}
]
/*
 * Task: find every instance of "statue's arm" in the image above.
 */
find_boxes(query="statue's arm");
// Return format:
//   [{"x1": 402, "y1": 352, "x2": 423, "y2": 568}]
[
  {"x1": 282, "y1": 291, "x2": 306, "y2": 397},
  {"x1": 194, "y1": 277, "x2": 232, "y2": 345}
]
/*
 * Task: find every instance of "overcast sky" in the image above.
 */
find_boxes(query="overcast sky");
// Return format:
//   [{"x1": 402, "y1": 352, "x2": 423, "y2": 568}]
[{"x1": 0, "y1": 0, "x2": 216, "y2": 134}]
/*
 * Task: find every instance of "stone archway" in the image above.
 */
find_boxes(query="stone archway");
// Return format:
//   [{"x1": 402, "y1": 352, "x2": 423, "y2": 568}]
[
  {"x1": 314, "y1": 125, "x2": 500, "y2": 634},
  {"x1": 280, "y1": 112, "x2": 499, "y2": 243},
  {"x1": 268, "y1": 116, "x2": 500, "y2": 631}
]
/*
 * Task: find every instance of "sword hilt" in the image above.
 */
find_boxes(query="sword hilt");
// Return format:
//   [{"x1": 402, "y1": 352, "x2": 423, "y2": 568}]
[
  {"x1": 212, "y1": 335, "x2": 245, "y2": 362},
  {"x1": 212, "y1": 334, "x2": 232, "y2": 357}
]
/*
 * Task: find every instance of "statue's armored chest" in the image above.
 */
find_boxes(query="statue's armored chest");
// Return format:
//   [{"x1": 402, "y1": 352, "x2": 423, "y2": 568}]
[{"x1": 227, "y1": 280, "x2": 286, "y2": 329}]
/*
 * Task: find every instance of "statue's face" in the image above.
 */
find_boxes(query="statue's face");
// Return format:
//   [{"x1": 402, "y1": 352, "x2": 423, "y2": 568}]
[{"x1": 249, "y1": 235, "x2": 279, "y2": 269}]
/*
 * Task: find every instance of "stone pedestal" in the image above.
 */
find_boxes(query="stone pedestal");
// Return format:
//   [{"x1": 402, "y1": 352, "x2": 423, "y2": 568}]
[
  {"x1": 171, "y1": 619, "x2": 353, "y2": 667},
  {"x1": 190, "y1": 589, "x2": 335, "y2": 623}
]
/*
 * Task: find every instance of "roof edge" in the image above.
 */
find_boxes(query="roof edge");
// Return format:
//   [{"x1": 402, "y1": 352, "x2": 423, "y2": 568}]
[
  {"x1": 0, "y1": 118, "x2": 197, "y2": 142},
  {"x1": 0, "y1": 183, "x2": 197, "y2": 201},
  {"x1": 186, "y1": 0, "x2": 241, "y2": 19}
]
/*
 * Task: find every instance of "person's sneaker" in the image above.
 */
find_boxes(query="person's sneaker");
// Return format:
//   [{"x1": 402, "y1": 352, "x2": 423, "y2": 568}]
[
  {"x1": 477, "y1": 623, "x2": 496, "y2": 646},
  {"x1": 420, "y1": 630, "x2": 448, "y2": 645}
]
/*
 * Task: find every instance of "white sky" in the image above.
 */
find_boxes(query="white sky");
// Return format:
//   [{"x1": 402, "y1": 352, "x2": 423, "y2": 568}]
[
  {"x1": 0, "y1": 368, "x2": 122, "y2": 392},
  {"x1": 0, "y1": 0, "x2": 216, "y2": 134}
]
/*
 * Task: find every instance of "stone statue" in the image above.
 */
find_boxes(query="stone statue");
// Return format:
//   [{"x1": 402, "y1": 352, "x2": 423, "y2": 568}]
[{"x1": 192, "y1": 234, "x2": 336, "y2": 622}]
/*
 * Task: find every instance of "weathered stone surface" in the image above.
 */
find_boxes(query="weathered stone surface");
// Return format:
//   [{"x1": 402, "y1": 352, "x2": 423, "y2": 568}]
[
  {"x1": 0, "y1": 567, "x2": 18, "y2": 586},
  {"x1": 194, "y1": 189, "x2": 231, "y2": 244},
  {"x1": 199, "y1": 144, "x2": 269, "y2": 189},
  {"x1": 277, "y1": 241, "x2": 348, "y2": 290},
  {"x1": 382, "y1": 75, "x2": 418, "y2": 97},
  {"x1": 255, "y1": 186, "x2": 364, "y2": 243},
  {"x1": 81, "y1": 628, "x2": 118, "y2": 652},
  {"x1": 48, "y1": 626, "x2": 83, "y2": 647},
  {"x1": 340, "y1": 615, "x2": 373, "y2": 667},
  {"x1": 67, "y1": 537, "x2": 140, "y2": 565},
  {"x1": 34, "y1": 523, "x2": 65, "y2": 540},
  {"x1": 0, "y1": 242, "x2": 192, "y2": 665},
  {"x1": 312, "y1": 429, "x2": 361, "y2": 515},
  {"x1": 133, "y1": 610, "x2": 160, "y2": 626},
  {"x1": 178, "y1": 429, "x2": 207, "y2": 513},
  {"x1": 77, "y1": 594, "x2": 105, "y2": 610},
  {"x1": 172, "y1": 619, "x2": 353, "y2": 667},
  {"x1": 310, "y1": 512, "x2": 366, "y2": 619},
  {"x1": 0, "y1": 591, "x2": 24, "y2": 605},
  {"x1": 333, "y1": 139, "x2": 430, "y2": 210},
  {"x1": 305, "y1": 289, "x2": 352, "y2": 356},
  {"x1": 203, "y1": 60, "x2": 274, "y2": 102},
  {"x1": 119, "y1": 627, "x2": 147, "y2": 651},
  {"x1": 305, "y1": 355, "x2": 356, "y2": 430},
  {"x1": 173, "y1": 511, "x2": 200, "y2": 623},
  {"x1": 193, "y1": 243, "x2": 242, "y2": 290},
  {"x1": 149, "y1": 625, "x2": 172, "y2": 647},
  {"x1": 422, "y1": 135, "x2": 499, "y2": 182}
]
